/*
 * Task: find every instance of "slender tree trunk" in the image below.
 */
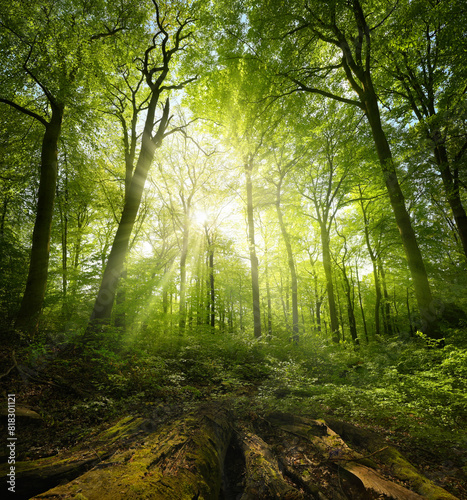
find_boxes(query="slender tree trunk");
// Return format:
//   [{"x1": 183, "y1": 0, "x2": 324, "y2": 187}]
[
  {"x1": 265, "y1": 257, "x2": 272, "y2": 338},
  {"x1": 319, "y1": 222, "x2": 339, "y2": 342},
  {"x1": 378, "y1": 256, "x2": 392, "y2": 336},
  {"x1": 86, "y1": 99, "x2": 170, "y2": 335},
  {"x1": 276, "y1": 179, "x2": 299, "y2": 341},
  {"x1": 335, "y1": 275, "x2": 345, "y2": 342},
  {"x1": 239, "y1": 274, "x2": 244, "y2": 332},
  {"x1": 356, "y1": 265, "x2": 369, "y2": 343},
  {"x1": 342, "y1": 264, "x2": 358, "y2": 345},
  {"x1": 58, "y1": 171, "x2": 68, "y2": 317},
  {"x1": 209, "y1": 248, "x2": 215, "y2": 330},
  {"x1": 179, "y1": 222, "x2": 190, "y2": 333},
  {"x1": 406, "y1": 288, "x2": 414, "y2": 337},
  {"x1": 15, "y1": 104, "x2": 64, "y2": 336},
  {"x1": 280, "y1": 275, "x2": 288, "y2": 326},
  {"x1": 360, "y1": 196, "x2": 382, "y2": 337},
  {"x1": 313, "y1": 272, "x2": 322, "y2": 334},
  {"x1": 205, "y1": 228, "x2": 215, "y2": 331},
  {"x1": 245, "y1": 157, "x2": 261, "y2": 338}
]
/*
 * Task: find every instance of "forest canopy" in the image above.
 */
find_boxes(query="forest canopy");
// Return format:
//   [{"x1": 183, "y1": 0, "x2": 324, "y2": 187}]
[
  {"x1": 1, "y1": 0, "x2": 466, "y2": 344},
  {"x1": 1, "y1": 1, "x2": 467, "y2": 498}
]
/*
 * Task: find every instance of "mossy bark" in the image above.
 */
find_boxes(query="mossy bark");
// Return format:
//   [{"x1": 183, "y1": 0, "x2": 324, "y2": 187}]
[
  {"x1": 267, "y1": 413, "x2": 458, "y2": 500},
  {"x1": 240, "y1": 430, "x2": 305, "y2": 499},
  {"x1": 31, "y1": 406, "x2": 232, "y2": 500},
  {"x1": 324, "y1": 417, "x2": 459, "y2": 500},
  {"x1": 0, "y1": 416, "x2": 147, "y2": 500}
]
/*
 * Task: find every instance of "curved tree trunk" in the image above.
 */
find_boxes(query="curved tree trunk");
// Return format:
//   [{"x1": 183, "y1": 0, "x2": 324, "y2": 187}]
[
  {"x1": 87, "y1": 99, "x2": 170, "y2": 336},
  {"x1": 434, "y1": 139, "x2": 467, "y2": 259},
  {"x1": 15, "y1": 104, "x2": 64, "y2": 336},
  {"x1": 363, "y1": 87, "x2": 438, "y2": 337}
]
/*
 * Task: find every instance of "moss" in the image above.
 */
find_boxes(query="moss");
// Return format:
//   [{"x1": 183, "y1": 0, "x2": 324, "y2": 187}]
[
  {"x1": 32, "y1": 405, "x2": 232, "y2": 500},
  {"x1": 380, "y1": 447, "x2": 458, "y2": 500}
]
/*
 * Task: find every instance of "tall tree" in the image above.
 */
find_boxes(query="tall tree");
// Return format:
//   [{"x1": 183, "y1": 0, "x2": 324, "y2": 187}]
[
  {"x1": 244, "y1": 152, "x2": 262, "y2": 338},
  {"x1": 240, "y1": 0, "x2": 440, "y2": 337},
  {"x1": 0, "y1": 0, "x2": 132, "y2": 336},
  {"x1": 381, "y1": 0, "x2": 467, "y2": 259},
  {"x1": 86, "y1": 2, "x2": 196, "y2": 335},
  {"x1": 268, "y1": 143, "x2": 302, "y2": 342}
]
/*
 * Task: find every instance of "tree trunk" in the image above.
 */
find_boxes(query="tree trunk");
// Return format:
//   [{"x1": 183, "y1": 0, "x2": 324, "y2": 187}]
[
  {"x1": 360, "y1": 194, "x2": 382, "y2": 337},
  {"x1": 378, "y1": 256, "x2": 392, "y2": 336},
  {"x1": 206, "y1": 228, "x2": 215, "y2": 331},
  {"x1": 342, "y1": 264, "x2": 359, "y2": 345},
  {"x1": 179, "y1": 222, "x2": 189, "y2": 333},
  {"x1": 356, "y1": 265, "x2": 369, "y2": 343},
  {"x1": 15, "y1": 104, "x2": 64, "y2": 336},
  {"x1": 433, "y1": 138, "x2": 467, "y2": 259},
  {"x1": 363, "y1": 86, "x2": 438, "y2": 337},
  {"x1": 319, "y1": 222, "x2": 339, "y2": 342},
  {"x1": 58, "y1": 171, "x2": 68, "y2": 317},
  {"x1": 265, "y1": 259, "x2": 272, "y2": 337},
  {"x1": 276, "y1": 179, "x2": 299, "y2": 342},
  {"x1": 86, "y1": 98, "x2": 170, "y2": 336},
  {"x1": 245, "y1": 157, "x2": 262, "y2": 338}
]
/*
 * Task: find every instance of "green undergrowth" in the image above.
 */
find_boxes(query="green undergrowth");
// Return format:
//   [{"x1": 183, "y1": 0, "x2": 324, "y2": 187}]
[{"x1": 20, "y1": 326, "x2": 467, "y2": 458}]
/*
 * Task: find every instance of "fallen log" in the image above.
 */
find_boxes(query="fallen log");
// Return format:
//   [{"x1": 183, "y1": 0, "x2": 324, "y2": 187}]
[
  {"x1": 266, "y1": 412, "x2": 458, "y2": 500},
  {"x1": 0, "y1": 415, "x2": 148, "y2": 500},
  {"x1": 239, "y1": 430, "x2": 305, "y2": 499},
  {"x1": 31, "y1": 404, "x2": 232, "y2": 499},
  {"x1": 325, "y1": 417, "x2": 460, "y2": 500}
]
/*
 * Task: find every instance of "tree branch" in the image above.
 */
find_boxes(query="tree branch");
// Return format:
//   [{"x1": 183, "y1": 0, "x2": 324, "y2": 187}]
[
  {"x1": 0, "y1": 98, "x2": 48, "y2": 126},
  {"x1": 287, "y1": 77, "x2": 364, "y2": 109}
]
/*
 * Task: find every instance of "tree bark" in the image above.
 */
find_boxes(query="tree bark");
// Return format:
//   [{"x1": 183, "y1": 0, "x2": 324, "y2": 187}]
[
  {"x1": 206, "y1": 227, "x2": 215, "y2": 330},
  {"x1": 378, "y1": 255, "x2": 392, "y2": 336},
  {"x1": 433, "y1": 138, "x2": 467, "y2": 258},
  {"x1": 319, "y1": 222, "x2": 339, "y2": 342},
  {"x1": 276, "y1": 179, "x2": 299, "y2": 342},
  {"x1": 342, "y1": 262, "x2": 359, "y2": 345},
  {"x1": 86, "y1": 98, "x2": 170, "y2": 335},
  {"x1": 362, "y1": 87, "x2": 438, "y2": 337},
  {"x1": 359, "y1": 195, "x2": 382, "y2": 337},
  {"x1": 179, "y1": 217, "x2": 189, "y2": 333},
  {"x1": 245, "y1": 156, "x2": 262, "y2": 338},
  {"x1": 356, "y1": 265, "x2": 369, "y2": 343},
  {"x1": 292, "y1": 0, "x2": 439, "y2": 338},
  {"x1": 15, "y1": 104, "x2": 64, "y2": 336}
]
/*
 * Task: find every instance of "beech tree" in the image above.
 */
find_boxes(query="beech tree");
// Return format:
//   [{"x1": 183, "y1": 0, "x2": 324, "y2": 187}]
[
  {"x1": 381, "y1": 0, "x2": 467, "y2": 259},
  {"x1": 86, "y1": 1, "x2": 197, "y2": 336},
  {"x1": 223, "y1": 0, "x2": 442, "y2": 338},
  {"x1": 0, "y1": 0, "x2": 136, "y2": 336}
]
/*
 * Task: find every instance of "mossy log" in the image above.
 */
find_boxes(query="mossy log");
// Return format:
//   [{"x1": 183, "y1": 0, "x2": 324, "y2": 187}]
[
  {"x1": 0, "y1": 416, "x2": 148, "y2": 500},
  {"x1": 267, "y1": 412, "x2": 458, "y2": 500},
  {"x1": 239, "y1": 430, "x2": 305, "y2": 499},
  {"x1": 31, "y1": 404, "x2": 232, "y2": 500},
  {"x1": 325, "y1": 417, "x2": 460, "y2": 500}
]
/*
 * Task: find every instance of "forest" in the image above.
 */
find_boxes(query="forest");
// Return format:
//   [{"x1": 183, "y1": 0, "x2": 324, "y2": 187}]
[{"x1": 0, "y1": 0, "x2": 466, "y2": 498}]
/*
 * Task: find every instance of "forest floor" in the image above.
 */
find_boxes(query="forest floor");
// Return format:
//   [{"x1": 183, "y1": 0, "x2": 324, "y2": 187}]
[{"x1": 1, "y1": 329, "x2": 466, "y2": 499}]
